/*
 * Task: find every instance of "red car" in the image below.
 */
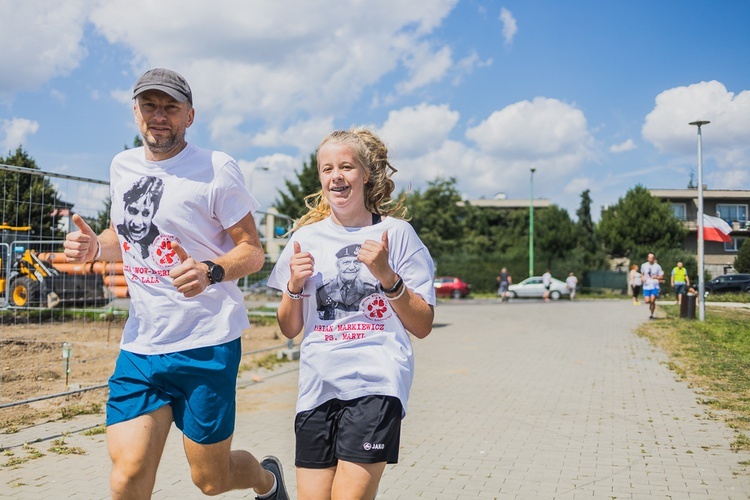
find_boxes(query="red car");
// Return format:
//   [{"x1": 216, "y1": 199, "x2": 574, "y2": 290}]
[{"x1": 433, "y1": 276, "x2": 471, "y2": 299}]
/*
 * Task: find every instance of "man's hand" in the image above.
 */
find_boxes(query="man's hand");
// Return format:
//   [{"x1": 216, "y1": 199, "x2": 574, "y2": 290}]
[
  {"x1": 63, "y1": 214, "x2": 98, "y2": 263},
  {"x1": 169, "y1": 242, "x2": 210, "y2": 298}
]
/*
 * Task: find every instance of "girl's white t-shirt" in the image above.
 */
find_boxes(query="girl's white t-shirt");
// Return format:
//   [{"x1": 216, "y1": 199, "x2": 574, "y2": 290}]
[
  {"x1": 268, "y1": 216, "x2": 436, "y2": 416},
  {"x1": 110, "y1": 144, "x2": 259, "y2": 354}
]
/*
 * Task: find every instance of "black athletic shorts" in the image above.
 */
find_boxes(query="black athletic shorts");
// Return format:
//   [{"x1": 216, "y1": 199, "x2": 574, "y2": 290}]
[{"x1": 294, "y1": 395, "x2": 402, "y2": 468}]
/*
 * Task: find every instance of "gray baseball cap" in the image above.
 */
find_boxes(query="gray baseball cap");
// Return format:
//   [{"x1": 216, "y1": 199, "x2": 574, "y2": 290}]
[{"x1": 133, "y1": 68, "x2": 192, "y2": 105}]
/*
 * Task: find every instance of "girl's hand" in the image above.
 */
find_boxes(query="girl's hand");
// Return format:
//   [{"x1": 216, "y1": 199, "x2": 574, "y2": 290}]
[
  {"x1": 359, "y1": 231, "x2": 396, "y2": 286},
  {"x1": 289, "y1": 241, "x2": 314, "y2": 292}
]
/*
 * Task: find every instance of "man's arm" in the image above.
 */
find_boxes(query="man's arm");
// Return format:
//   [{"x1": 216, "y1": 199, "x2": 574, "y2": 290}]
[{"x1": 169, "y1": 211, "x2": 265, "y2": 298}]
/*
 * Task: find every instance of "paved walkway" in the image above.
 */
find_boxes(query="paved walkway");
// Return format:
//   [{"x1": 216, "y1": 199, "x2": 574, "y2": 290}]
[{"x1": 2, "y1": 299, "x2": 750, "y2": 498}]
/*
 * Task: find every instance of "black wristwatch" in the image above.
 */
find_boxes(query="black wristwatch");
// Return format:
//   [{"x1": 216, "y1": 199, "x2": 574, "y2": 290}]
[{"x1": 202, "y1": 261, "x2": 225, "y2": 284}]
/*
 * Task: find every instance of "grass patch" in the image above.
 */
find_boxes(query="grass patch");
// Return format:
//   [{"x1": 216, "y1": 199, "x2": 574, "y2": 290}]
[
  {"x1": 638, "y1": 305, "x2": 750, "y2": 450},
  {"x1": 48, "y1": 438, "x2": 85, "y2": 455},
  {"x1": 1, "y1": 409, "x2": 53, "y2": 433},
  {"x1": 706, "y1": 292, "x2": 750, "y2": 304},
  {"x1": 81, "y1": 424, "x2": 106, "y2": 436},
  {"x1": 60, "y1": 402, "x2": 102, "y2": 420},
  {"x1": 249, "y1": 314, "x2": 279, "y2": 327}
]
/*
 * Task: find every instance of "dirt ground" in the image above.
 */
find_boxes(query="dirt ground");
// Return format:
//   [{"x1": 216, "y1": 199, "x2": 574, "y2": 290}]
[{"x1": 0, "y1": 312, "x2": 287, "y2": 431}]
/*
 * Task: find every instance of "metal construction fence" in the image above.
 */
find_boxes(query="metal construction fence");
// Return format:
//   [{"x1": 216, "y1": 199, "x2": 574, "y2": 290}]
[{"x1": 0, "y1": 164, "x2": 287, "y2": 414}]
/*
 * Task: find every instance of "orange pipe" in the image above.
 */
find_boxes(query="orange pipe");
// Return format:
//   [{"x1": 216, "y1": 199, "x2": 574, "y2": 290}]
[
  {"x1": 47, "y1": 262, "x2": 95, "y2": 275},
  {"x1": 39, "y1": 253, "x2": 126, "y2": 276},
  {"x1": 92, "y1": 262, "x2": 125, "y2": 275},
  {"x1": 108, "y1": 285, "x2": 130, "y2": 298},
  {"x1": 103, "y1": 275, "x2": 128, "y2": 287}
]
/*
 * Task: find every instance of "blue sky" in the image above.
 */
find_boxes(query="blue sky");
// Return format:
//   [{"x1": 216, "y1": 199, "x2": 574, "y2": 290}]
[{"x1": 1, "y1": 0, "x2": 749, "y2": 220}]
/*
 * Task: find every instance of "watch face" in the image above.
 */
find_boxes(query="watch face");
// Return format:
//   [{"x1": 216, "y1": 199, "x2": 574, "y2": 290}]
[
  {"x1": 212, "y1": 264, "x2": 225, "y2": 283},
  {"x1": 204, "y1": 261, "x2": 225, "y2": 284}
]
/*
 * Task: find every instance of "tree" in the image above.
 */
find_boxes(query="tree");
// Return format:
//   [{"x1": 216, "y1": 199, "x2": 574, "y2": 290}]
[
  {"x1": 535, "y1": 205, "x2": 577, "y2": 266},
  {"x1": 735, "y1": 238, "x2": 750, "y2": 273},
  {"x1": 575, "y1": 189, "x2": 609, "y2": 270},
  {"x1": 404, "y1": 177, "x2": 465, "y2": 258},
  {"x1": 273, "y1": 153, "x2": 322, "y2": 220},
  {"x1": 124, "y1": 135, "x2": 143, "y2": 150},
  {"x1": 597, "y1": 185, "x2": 686, "y2": 258},
  {"x1": 0, "y1": 147, "x2": 60, "y2": 239}
]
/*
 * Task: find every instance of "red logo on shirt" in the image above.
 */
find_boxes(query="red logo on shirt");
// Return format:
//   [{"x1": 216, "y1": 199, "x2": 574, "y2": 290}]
[
  {"x1": 150, "y1": 234, "x2": 181, "y2": 269},
  {"x1": 360, "y1": 294, "x2": 392, "y2": 321}
]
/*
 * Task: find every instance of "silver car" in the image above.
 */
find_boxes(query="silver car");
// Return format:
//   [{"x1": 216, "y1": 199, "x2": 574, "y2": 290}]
[{"x1": 508, "y1": 276, "x2": 568, "y2": 300}]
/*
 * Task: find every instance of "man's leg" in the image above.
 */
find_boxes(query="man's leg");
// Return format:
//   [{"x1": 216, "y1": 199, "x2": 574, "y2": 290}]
[
  {"x1": 183, "y1": 434, "x2": 277, "y2": 496},
  {"x1": 107, "y1": 404, "x2": 173, "y2": 500}
]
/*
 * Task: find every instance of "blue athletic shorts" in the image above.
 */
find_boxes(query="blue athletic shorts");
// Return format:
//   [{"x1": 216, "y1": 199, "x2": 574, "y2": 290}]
[
  {"x1": 106, "y1": 337, "x2": 241, "y2": 444},
  {"x1": 643, "y1": 288, "x2": 659, "y2": 298},
  {"x1": 294, "y1": 395, "x2": 403, "y2": 468}
]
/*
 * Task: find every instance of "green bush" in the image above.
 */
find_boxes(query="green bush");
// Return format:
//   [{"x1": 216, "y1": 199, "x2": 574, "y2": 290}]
[{"x1": 735, "y1": 238, "x2": 750, "y2": 273}]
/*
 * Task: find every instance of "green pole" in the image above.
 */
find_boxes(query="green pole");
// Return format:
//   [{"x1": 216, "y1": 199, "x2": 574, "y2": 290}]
[{"x1": 529, "y1": 168, "x2": 535, "y2": 277}]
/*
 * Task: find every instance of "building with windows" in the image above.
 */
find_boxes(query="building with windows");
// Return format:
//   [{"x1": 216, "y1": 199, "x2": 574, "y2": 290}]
[{"x1": 650, "y1": 189, "x2": 749, "y2": 276}]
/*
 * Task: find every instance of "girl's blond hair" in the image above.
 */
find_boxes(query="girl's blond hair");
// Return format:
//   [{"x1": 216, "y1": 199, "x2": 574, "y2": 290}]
[{"x1": 293, "y1": 127, "x2": 409, "y2": 231}]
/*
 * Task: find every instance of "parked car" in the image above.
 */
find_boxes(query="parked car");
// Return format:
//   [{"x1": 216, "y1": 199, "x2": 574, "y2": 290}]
[
  {"x1": 508, "y1": 276, "x2": 568, "y2": 300},
  {"x1": 703, "y1": 273, "x2": 750, "y2": 295},
  {"x1": 433, "y1": 276, "x2": 471, "y2": 299}
]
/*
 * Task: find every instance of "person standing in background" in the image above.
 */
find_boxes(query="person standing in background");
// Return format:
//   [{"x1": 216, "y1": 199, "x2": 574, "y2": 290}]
[
  {"x1": 497, "y1": 267, "x2": 512, "y2": 302},
  {"x1": 629, "y1": 264, "x2": 642, "y2": 305},
  {"x1": 671, "y1": 261, "x2": 690, "y2": 305},
  {"x1": 565, "y1": 272, "x2": 578, "y2": 301}
]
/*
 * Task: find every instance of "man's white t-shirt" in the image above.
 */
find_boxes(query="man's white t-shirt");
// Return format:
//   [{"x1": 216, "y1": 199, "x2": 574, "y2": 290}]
[
  {"x1": 110, "y1": 144, "x2": 259, "y2": 354},
  {"x1": 268, "y1": 216, "x2": 436, "y2": 416},
  {"x1": 641, "y1": 262, "x2": 663, "y2": 291}
]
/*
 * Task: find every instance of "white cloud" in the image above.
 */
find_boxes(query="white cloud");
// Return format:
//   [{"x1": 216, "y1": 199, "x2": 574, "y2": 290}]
[
  {"x1": 0, "y1": 0, "x2": 89, "y2": 101},
  {"x1": 238, "y1": 153, "x2": 304, "y2": 211},
  {"x1": 88, "y1": 0, "x2": 461, "y2": 150},
  {"x1": 1, "y1": 118, "x2": 40, "y2": 152},
  {"x1": 610, "y1": 139, "x2": 636, "y2": 153},
  {"x1": 499, "y1": 8, "x2": 518, "y2": 46},
  {"x1": 379, "y1": 104, "x2": 460, "y2": 158},
  {"x1": 642, "y1": 81, "x2": 750, "y2": 168},
  {"x1": 368, "y1": 98, "x2": 599, "y2": 205},
  {"x1": 465, "y1": 97, "x2": 595, "y2": 163},
  {"x1": 563, "y1": 177, "x2": 591, "y2": 196},
  {"x1": 396, "y1": 44, "x2": 453, "y2": 94}
]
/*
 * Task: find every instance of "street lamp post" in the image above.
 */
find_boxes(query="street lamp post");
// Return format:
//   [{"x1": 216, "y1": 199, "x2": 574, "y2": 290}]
[
  {"x1": 689, "y1": 120, "x2": 710, "y2": 322},
  {"x1": 529, "y1": 168, "x2": 536, "y2": 278}
]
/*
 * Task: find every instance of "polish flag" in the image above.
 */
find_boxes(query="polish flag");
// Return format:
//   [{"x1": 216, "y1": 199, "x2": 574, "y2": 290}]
[{"x1": 703, "y1": 214, "x2": 732, "y2": 243}]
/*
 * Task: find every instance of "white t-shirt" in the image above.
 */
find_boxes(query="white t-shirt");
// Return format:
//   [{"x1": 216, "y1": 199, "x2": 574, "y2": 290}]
[
  {"x1": 268, "y1": 216, "x2": 436, "y2": 416},
  {"x1": 542, "y1": 272, "x2": 552, "y2": 286},
  {"x1": 565, "y1": 276, "x2": 578, "y2": 289},
  {"x1": 641, "y1": 262, "x2": 663, "y2": 291},
  {"x1": 110, "y1": 144, "x2": 259, "y2": 354}
]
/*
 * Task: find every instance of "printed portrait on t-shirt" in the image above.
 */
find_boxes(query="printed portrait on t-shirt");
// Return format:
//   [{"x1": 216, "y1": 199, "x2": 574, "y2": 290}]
[
  {"x1": 116, "y1": 176, "x2": 164, "y2": 260},
  {"x1": 316, "y1": 243, "x2": 378, "y2": 320}
]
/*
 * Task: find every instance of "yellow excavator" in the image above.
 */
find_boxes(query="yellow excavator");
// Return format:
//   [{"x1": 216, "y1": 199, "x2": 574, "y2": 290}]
[{"x1": 0, "y1": 225, "x2": 111, "y2": 308}]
